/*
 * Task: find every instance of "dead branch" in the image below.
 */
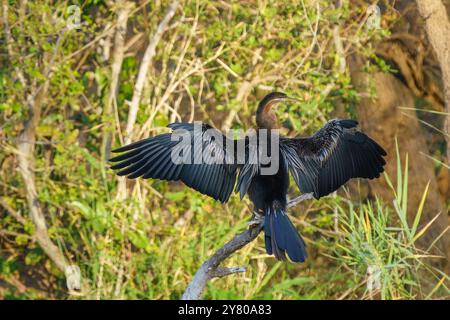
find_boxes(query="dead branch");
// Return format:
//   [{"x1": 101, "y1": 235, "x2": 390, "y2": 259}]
[
  {"x1": 115, "y1": 0, "x2": 179, "y2": 199},
  {"x1": 16, "y1": 104, "x2": 70, "y2": 273},
  {"x1": 15, "y1": 78, "x2": 75, "y2": 286},
  {"x1": 124, "y1": 0, "x2": 179, "y2": 145},
  {"x1": 0, "y1": 197, "x2": 27, "y2": 225},
  {"x1": 181, "y1": 224, "x2": 262, "y2": 300},
  {"x1": 138, "y1": 43, "x2": 225, "y2": 138},
  {"x1": 220, "y1": 0, "x2": 321, "y2": 131},
  {"x1": 221, "y1": 80, "x2": 254, "y2": 131},
  {"x1": 181, "y1": 193, "x2": 313, "y2": 300},
  {"x1": 287, "y1": 192, "x2": 314, "y2": 208},
  {"x1": 101, "y1": 1, "x2": 133, "y2": 161},
  {"x1": 63, "y1": 0, "x2": 152, "y2": 62},
  {"x1": 2, "y1": 4, "x2": 81, "y2": 290},
  {"x1": 2, "y1": 0, "x2": 27, "y2": 86}
]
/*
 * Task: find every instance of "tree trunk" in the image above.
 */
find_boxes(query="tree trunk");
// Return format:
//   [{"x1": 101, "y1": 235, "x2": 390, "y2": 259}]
[{"x1": 415, "y1": 0, "x2": 450, "y2": 162}]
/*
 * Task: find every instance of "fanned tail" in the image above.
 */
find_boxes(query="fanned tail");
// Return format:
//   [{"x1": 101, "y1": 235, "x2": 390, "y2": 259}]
[{"x1": 263, "y1": 207, "x2": 307, "y2": 263}]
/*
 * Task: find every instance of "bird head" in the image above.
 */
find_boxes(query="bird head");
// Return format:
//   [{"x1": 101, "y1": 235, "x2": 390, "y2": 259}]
[{"x1": 256, "y1": 92, "x2": 300, "y2": 129}]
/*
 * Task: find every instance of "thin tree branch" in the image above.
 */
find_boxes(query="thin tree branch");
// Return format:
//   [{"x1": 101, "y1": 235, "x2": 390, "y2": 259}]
[
  {"x1": 124, "y1": 0, "x2": 179, "y2": 145},
  {"x1": 182, "y1": 193, "x2": 312, "y2": 300},
  {"x1": 287, "y1": 192, "x2": 314, "y2": 208},
  {"x1": 2, "y1": 0, "x2": 27, "y2": 86},
  {"x1": 0, "y1": 197, "x2": 27, "y2": 225},
  {"x1": 63, "y1": 0, "x2": 152, "y2": 62},
  {"x1": 115, "y1": 0, "x2": 179, "y2": 199},
  {"x1": 221, "y1": 80, "x2": 254, "y2": 131},
  {"x1": 2, "y1": 8, "x2": 82, "y2": 291},
  {"x1": 101, "y1": 1, "x2": 133, "y2": 161}
]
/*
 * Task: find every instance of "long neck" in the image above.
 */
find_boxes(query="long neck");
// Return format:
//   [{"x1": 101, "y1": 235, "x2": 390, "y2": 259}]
[{"x1": 256, "y1": 100, "x2": 279, "y2": 129}]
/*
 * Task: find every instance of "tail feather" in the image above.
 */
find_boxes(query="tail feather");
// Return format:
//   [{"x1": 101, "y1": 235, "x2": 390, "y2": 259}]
[{"x1": 264, "y1": 207, "x2": 307, "y2": 262}]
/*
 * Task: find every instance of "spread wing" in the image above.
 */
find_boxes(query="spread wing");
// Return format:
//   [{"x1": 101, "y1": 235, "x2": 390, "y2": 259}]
[
  {"x1": 280, "y1": 119, "x2": 387, "y2": 199},
  {"x1": 109, "y1": 123, "x2": 239, "y2": 203}
]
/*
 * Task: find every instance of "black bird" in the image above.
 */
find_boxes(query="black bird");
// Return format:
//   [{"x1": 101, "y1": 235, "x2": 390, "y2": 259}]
[{"x1": 109, "y1": 92, "x2": 386, "y2": 262}]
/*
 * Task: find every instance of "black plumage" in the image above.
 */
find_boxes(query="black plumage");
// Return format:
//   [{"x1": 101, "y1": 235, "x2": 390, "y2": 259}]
[
  {"x1": 280, "y1": 119, "x2": 386, "y2": 199},
  {"x1": 110, "y1": 123, "x2": 238, "y2": 203},
  {"x1": 110, "y1": 92, "x2": 387, "y2": 262}
]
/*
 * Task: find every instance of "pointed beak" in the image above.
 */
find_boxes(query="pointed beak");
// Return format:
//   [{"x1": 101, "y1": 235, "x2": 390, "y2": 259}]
[
  {"x1": 263, "y1": 95, "x2": 301, "y2": 113},
  {"x1": 284, "y1": 96, "x2": 301, "y2": 103}
]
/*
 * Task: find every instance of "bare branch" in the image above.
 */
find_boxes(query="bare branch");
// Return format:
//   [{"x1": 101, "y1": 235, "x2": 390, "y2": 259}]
[
  {"x1": 182, "y1": 223, "x2": 263, "y2": 300},
  {"x1": 115, "y1": 0, "x2": 179, "y2": 199},
  {"x1": 2, "y1": 0, "x2": 27, "y2": 86},
  {"x1": 332, "y1": 26, "x2": 345, "y2": 74},
  {"x1": 182, "y1": 193, "x2": 312, "y2": 300},
  {"x1": 220, "y1": 2, "x2": 321, "y2": 131},
  {"x1": 209, "y1": 266, "x2": 247, "y2": 278},
  {"x1": 63, "y1": 0, "x2": 152, "y2": 62},
  {"x1": 287, "y1": 192, "x2": 314, "y2": 209},
  {"x1": 221, "y1": 80, "x2": 253, "y2": 131},
  {"x1": 0, "y1": 197, "x2": 27, "y2": 225},
  {"x1": 101, "y1": 1, "x2": 133, "y2": 160},
  {"x1": 2, "y1": 11, "x2": 83, "y2": 291},
  {"x1": 16, "y1": 139, "x2": 69, "y2": 273},
  {"x1": 124, "y1": 0, "x2": 179, "y2": 145}
]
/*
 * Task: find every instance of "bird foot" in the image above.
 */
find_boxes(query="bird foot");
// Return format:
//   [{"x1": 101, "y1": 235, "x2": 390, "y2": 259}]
[{"x1": 248, "y1": 211, "x2": 264, "y2": 228}]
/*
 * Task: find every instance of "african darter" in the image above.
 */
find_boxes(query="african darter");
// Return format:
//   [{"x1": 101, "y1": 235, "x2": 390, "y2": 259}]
[{"x1": 110, "y1": 92, "x2": 387, "y2": 262}]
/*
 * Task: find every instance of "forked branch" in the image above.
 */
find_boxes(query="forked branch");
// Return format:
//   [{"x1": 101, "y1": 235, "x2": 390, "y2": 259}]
[{"x1": 181, "y1": 193, "x2": 313, "y2": 300}]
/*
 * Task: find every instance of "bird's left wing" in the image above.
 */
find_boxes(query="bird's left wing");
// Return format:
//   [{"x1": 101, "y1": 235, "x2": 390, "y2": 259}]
[
  {"x1": 280, "y1": 119, "x2": 387, "y2": 199},
  {"x1": 109, "y1": 122, "x2": 239, "y2": 203}
]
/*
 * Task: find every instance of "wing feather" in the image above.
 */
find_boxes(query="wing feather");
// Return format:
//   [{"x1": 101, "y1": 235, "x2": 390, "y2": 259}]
[
  {"x1": 281, "y1": 119, "x2": 387, "y2": 199},
  {"x1": 110, "y1": 123, "x2": 241, "y2": 203}
]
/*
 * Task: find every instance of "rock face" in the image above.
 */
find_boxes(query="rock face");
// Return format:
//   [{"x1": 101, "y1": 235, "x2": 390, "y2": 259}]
[{"x1": 349, "y1": 54, "x2": 450, "y2": 275}]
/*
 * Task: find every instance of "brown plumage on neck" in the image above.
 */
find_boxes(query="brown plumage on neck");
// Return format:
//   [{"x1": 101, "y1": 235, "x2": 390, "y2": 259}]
[
  {"x1": 256, "y1": 101, "x2": 279, "y2": 129},
  {"x1": 255, "y1": 92, "x2": 288, "y2": 129}
]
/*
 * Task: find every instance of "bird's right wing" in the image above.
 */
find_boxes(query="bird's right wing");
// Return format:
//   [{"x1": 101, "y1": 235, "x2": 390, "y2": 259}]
[{"x1": 109, "y1": 123, "x2": 239, "y2": 203}]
